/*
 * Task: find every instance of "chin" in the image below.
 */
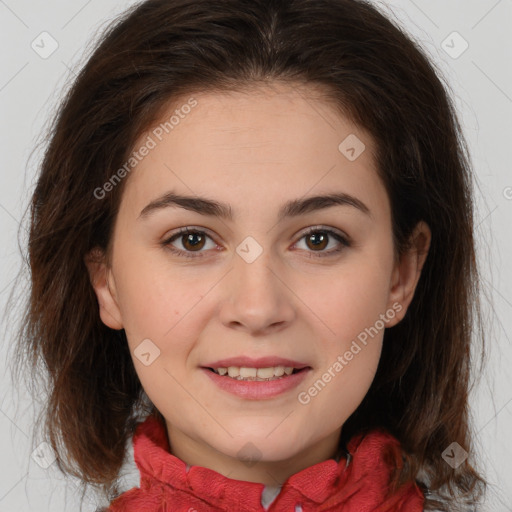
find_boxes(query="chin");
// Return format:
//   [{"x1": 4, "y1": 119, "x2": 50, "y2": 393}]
[{"x1": 212, "y1": 435, "x2": 304, "y2": 464}]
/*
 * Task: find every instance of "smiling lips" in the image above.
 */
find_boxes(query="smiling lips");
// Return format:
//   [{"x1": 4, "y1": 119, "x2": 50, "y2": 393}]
[
  {"x1": 201, "y1": 356, "x2": 312, "y2": 399},
  {"x1": 202, "y1": 356, "x2": 310, "y2": 380},
  {"x1": 212, "y1": 366, "x2": 297, "y2": 379},
  {"x1": 203, "y1": 356, "x2": 310, "y2": 370}
]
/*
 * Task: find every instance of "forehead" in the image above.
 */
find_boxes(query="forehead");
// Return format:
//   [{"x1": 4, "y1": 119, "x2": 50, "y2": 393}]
[{"x1": 118, "y1": 83, "x2": 388, "y2": 223}]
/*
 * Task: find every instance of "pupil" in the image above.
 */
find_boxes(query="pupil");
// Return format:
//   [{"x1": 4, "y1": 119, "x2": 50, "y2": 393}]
[
  {"x1": 185, "y1": 232, "x2": 204, "y2": 250},
  {"x1": 309, "y1": 232, "x2": 327, "y2": 250}
]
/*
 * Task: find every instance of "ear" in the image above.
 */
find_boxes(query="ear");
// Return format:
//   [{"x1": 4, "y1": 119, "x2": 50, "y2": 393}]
[
  {"x1": 84, "y1": 247, "x2": 124, "y2": 330},
  {"x1": 386, "y1": 221, "x2": 431, "y2": 327}
]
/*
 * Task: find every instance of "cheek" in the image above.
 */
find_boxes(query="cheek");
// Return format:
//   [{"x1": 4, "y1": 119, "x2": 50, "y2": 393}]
[
  {"x1": 113, "y1": 246, "x2": 206, "y2": 347},
  {"x1": 295, "y1": 250, "x2": 391, "y2": 415},
  {"x1": 114, "y1": 259, "x2": 208, "y2": 410},
  {"x1": 295, "y1": 339, "x2": 382, "y2": 442},
  {"x1": 291, "y1": 313, "x2": 382, "y2": 449},
  {"x1": 306, "y1": 255, "x2": 393, "y2": 346}
]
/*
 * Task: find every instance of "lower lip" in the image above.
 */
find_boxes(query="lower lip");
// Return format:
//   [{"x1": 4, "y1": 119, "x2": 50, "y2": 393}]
[{"x1": 201, "y1": 367, "x2": 311, "y2": 399}]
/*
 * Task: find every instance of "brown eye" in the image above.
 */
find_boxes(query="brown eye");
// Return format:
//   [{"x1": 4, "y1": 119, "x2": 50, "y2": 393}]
[
  {"x1": 181, "y1": 231, "x2": 206, "y2": 251},
  {"x1": 305, "y1": 231, "x2": 329, "y2": 251},
  {"x1": 162, "y1": 228, "x2": 217, "y2": 258},
  {"x1": 294, "y1": 227, "x2": 350, "y2": 258},
  {"x1": 162, "y1": 226, "x2": 350, "y2": 260}
]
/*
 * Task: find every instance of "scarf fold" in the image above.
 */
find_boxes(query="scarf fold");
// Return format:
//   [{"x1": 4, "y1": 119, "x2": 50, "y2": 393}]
[{"x1": 108, "y1": 413, "x2": 424, "y2": 511}]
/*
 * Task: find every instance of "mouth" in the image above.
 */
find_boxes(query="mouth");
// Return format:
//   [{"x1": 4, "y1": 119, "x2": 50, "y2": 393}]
[
  {"x1": 203, "y1": 365, "x2": 309, "y2": 381},
  {"x1": 200, "y1": 365, "x2": 312, "y2": 399}
]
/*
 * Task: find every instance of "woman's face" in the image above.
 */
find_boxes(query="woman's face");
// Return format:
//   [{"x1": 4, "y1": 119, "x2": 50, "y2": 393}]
[{"x1": 88, "y1": 82, "x2": 430, "y2": 484}]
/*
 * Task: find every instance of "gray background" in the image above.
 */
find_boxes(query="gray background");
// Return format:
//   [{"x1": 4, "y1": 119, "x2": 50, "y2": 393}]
[{"x1": 0, "y1": 0, "x2": 511, "y2": 510}]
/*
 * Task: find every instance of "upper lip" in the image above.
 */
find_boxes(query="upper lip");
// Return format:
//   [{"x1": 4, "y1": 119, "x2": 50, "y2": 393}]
[{"x1": 202, "y1": 356, "x2": 311, "y2": 369}]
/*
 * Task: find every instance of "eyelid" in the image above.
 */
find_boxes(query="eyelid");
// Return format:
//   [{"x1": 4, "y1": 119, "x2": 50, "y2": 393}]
[{"x1": 298, "y1": 225, "x2": 350, "y2": 242}]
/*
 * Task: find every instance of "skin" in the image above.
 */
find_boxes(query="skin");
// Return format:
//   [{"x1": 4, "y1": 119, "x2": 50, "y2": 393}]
[{"x1": 86, "y1": 81, "x2": 431, "y2": 486}]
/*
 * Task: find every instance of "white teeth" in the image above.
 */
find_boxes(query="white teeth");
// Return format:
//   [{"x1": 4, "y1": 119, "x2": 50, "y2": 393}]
[
  {"x1": 213, "y1": 366, "x2": 298, "y2": 379},
  {"x1": 273, "y1": 366, "x2": 285, "y2": 377},
  {"x1": 227, "y1": 366, "x2": 239, "y2": 377},
  {"x1": 256, "y1": 367, "x2": 275, "y2": 378},
  {"x1": 239, "y1": 367, "x2": 257, "y2": 378}
]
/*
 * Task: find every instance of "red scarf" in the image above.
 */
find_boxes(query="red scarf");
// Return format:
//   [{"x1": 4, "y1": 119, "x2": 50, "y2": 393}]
[{"x1": 108, "y1": 414, "x2": 424, "y2": 511}]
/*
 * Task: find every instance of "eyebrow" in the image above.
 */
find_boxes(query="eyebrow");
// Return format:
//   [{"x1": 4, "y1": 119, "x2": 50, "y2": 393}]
[{"x1": 139, "y1": 190, "x2": 372, "y2": 222}]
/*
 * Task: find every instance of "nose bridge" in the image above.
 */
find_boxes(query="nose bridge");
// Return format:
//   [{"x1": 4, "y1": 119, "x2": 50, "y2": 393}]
[
  {"x1": 220, "y1": 235, "x2": 294, "y2": 332},
  {"x1": 233, "y1": 235, "x2": 280, "y2": 296}
]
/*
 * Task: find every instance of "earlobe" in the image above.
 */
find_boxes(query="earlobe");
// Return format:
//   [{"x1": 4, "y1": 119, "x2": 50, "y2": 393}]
[
  {"x1": 84, "y1": 248, "x2": 124, "y2": 330},
  {"x1": 386, "y1": 221, "x2": 431, "y2": 327}
]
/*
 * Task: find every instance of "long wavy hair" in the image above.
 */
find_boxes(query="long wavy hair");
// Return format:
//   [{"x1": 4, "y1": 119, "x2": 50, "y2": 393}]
[{"x1": 13, "y1": 0, "x2": 487, "y2": 509}]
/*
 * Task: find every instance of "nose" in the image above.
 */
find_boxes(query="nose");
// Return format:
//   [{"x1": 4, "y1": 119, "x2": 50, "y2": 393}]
[{"x1": 218, "y1": 243, "x2": 296, "y2": 336}]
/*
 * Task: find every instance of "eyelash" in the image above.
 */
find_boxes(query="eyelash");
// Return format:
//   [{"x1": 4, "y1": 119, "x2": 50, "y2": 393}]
[{"x1": 161, "y1": 226, "x2": 351, "y2": 259}]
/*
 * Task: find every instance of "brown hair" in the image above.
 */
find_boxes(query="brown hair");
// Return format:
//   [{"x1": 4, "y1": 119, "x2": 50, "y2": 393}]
[{"x1": 13, "y1": 0, "x2": 487, "y2": 509}]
